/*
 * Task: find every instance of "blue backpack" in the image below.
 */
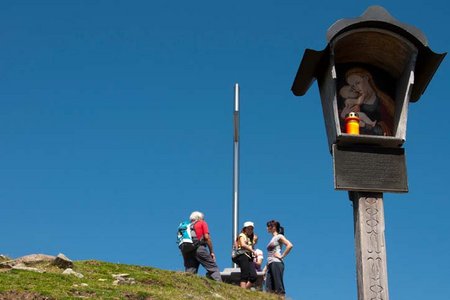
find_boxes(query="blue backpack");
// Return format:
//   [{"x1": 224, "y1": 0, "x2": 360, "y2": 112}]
[{"x1": 177, "y1": 221, "x2": 199, "y2": 254}]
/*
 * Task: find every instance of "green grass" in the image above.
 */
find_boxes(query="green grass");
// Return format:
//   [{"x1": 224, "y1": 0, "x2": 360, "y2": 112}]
[{"x1": 0, "y1": 260, "x2": 281, "y2": 300}]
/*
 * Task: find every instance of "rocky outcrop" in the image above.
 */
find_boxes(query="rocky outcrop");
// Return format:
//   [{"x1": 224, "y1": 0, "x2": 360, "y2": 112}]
[
  {"x1": 0, "y1": 253, "x2": 73, "y2": 273},
  {"x1": 0, "y1": 254, "x2": 10, "y2": 262},
  {"x1": 112, "y1": 273, "x2": 136, "y2": 285},
  {"x1": 52, "y1": 253, "x2": 73, "y2": 269},
  {"x1": 11, "y1": 263, "x2": 45, "y2": 273},
  {"x1": 0, "y1": 254, "x2": 56, "y2": 269},
  {"x1": 62, "y1": 268, "x2": 84, "y2": 278},
  {"x1": 16, "y1": 254, "x2": 56, "y2": 264}
]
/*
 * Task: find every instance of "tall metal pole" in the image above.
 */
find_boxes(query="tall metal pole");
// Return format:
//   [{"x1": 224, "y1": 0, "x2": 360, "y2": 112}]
[{"x1": 232, "y1": 83, "x2": 240, "y2": 267}]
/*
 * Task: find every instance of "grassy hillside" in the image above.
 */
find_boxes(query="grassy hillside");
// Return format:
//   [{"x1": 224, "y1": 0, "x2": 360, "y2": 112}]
[{"x1": 0, "y1": 259, "x2": 281, "y2": 300}]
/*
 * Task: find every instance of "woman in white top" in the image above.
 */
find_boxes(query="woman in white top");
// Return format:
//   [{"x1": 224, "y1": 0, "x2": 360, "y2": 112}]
[{"x1": 265, "y1": 220, "x2": 293, "y2": 296}]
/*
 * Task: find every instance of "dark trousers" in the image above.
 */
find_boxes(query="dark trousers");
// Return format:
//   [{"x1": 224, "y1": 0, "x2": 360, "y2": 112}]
[
  {"x1": 266, "y1": 261, "x2": 285, "y2": 294},
  {"x1": 183, "y1": 245, "x2": 222, "y2": 281},
  {"x1": 235, "y1": 254, "x2": 257, "y2": 283}
]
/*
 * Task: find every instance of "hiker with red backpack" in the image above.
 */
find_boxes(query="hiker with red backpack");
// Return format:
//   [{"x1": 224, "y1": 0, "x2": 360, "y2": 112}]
[{"x1": 178, "y1": 211, "x2": 222, "y2": 281}]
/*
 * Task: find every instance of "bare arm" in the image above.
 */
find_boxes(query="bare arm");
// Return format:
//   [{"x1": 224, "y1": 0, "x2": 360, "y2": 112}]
[
  {"x1": 279, "y1": 236, "x2": 293, "y2": 260},
  {"x1": 253, "y1": 234, "x2": 258, "y2": 245},
  {"x1": 356, "y1": 94, "x2": 364, "y2": 105},
  {"x1": 203, "y1": 233, "x2": 216, "y2": 260},
  {"x1": 341, "y1": 99, "x2": 360, "y2": 119},
  {"x1": 255, "y1": 256, "x2": 263, "y2": 269}
]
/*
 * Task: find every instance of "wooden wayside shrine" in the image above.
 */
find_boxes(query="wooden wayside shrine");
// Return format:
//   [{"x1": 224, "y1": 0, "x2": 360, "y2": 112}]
[{"x1": 291, "y1": 6, "x2": 445, "y2": 300}]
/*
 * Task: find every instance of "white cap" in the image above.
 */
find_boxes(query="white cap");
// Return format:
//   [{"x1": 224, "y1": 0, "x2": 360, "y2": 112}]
[{"x1": 243, "y1": 221, "x2": 254, "y2": 228}]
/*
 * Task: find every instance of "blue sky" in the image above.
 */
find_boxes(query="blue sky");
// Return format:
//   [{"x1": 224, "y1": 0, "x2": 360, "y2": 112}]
[{"x1": 0, "y1": 1, "x2": 448, "y2": 299}]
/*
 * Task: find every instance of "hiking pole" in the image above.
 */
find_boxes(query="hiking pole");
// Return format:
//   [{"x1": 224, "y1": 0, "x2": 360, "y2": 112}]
[{"x1": 232, "y1": 83, "x2": 240, "y2": 268}]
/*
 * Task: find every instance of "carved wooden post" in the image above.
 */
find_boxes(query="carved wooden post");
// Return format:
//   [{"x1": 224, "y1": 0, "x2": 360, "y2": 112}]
[{"x1": 351, "y1": 192, "x2": 389, "y2": 300}]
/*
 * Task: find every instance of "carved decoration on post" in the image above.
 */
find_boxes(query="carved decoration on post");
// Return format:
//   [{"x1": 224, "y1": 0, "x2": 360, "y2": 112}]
[{"x1": 352, "y1": 192, "x2": 389, "y2": 300}]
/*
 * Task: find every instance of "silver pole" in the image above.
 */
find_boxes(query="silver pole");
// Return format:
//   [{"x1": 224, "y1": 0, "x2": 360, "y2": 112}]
[{"x1": 232, "y1": 83, "x2": 240, "y2": 267}]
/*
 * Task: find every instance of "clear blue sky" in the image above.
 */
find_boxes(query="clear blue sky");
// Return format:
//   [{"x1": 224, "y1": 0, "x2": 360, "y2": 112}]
[{"x1": 0, "y1": 1, "x2": 448, "y2": 299}]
